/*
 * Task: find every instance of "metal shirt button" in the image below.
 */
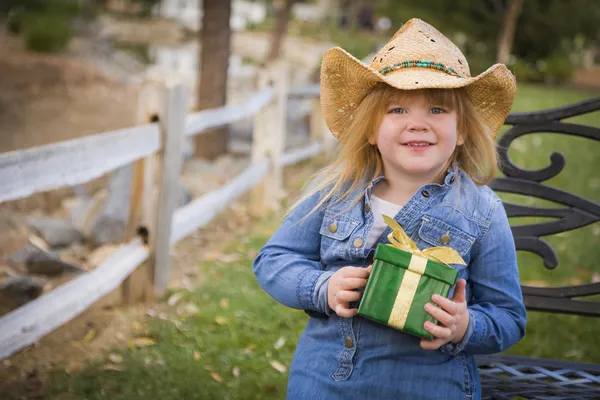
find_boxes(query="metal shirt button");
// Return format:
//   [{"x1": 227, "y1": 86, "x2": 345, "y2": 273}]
[
  {"x1": 353, "y1": 238, "x2": 363, "y2": 248},
  {"x1": 440, "y1": 233, "x2": 451, "y2": 245},
  {"x1": 449, "y1": 176, "x2": 456, "y2": 184},
  {"x1": 329, "y1": 222, "x2": 338, "y2": 233},
  {"x1": 345, "y1": 336, "x2": 353, "y2": 348},
  {"x1": 365, "y1": 202, "x2": 371, "y2": 213},
  {"x1": 421, "y1": 190, "x2": 430, "y2": 198}
]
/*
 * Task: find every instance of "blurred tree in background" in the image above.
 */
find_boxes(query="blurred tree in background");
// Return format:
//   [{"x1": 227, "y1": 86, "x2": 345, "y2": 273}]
[{"x1": 373, "y1": 0, "x2": 600, "y2": 83}]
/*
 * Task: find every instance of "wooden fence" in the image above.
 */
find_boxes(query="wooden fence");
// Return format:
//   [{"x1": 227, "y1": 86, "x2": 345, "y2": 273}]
[{"x1": 0, "y1": 62, "x2": 333, "y2": 360}]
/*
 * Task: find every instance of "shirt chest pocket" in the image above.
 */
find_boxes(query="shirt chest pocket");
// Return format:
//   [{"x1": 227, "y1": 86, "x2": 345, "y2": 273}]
[
  {"x1": 319, "y1": 212, "x2": 360, "y2": 260},
  {"x1": 415, "y1": 216, "x2": 476, "y2": 268}
]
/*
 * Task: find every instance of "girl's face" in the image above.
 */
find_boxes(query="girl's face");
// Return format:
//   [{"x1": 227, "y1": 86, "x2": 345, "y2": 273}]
[{"x1": 370, "y1": 91, "x2": 463, "y2": 182}]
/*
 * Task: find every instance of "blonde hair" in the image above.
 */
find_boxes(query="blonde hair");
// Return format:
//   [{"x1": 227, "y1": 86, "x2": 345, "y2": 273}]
[{"x1": 292, "y1": 83, "x2": 498, "y2": 217}]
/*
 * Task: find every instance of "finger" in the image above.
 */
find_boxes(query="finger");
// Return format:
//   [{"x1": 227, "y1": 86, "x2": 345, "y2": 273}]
[
  {"x1": 451, "y1": 279, "x2": 467, "y2": 303},
  {"x1": 336, "y1": 290, "x2": 362, "y2": 303},
  {"x1": 431, "y1": 294, "x2": 458, "y2": 315},
  {"x1": 423, "y1": 320, "x2": 452, "y2": 340},
  {"x1": 424, "y1": 303, "x2": 455, "y2": 327},
  {"x1": 335, "y1": 304, "x2": 359, "y2": 318},
  {"x1": 341, "y1": 267, "x2": 371, "y2": 279},
  {"x1": 367, "y1": 264, "x2": 373, "y2": 272},
  {"x1": 339, "y1": 277, "x2": 368, "y2": 290},
  {"x1": 420, "y1": 338, "x2": 445, "y2": 350}
]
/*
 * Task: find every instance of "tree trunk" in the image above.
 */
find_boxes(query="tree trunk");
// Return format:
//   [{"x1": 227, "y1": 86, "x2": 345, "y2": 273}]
[
  {"x1": 266, "y1": 0, "x2": 298, "y2": 62},
  {"x1": 496, "y1": 0, "x2": 524, "y2": 65},
  {"x1": 195, "y1": 0, "x2": 232, "y2": 160}
]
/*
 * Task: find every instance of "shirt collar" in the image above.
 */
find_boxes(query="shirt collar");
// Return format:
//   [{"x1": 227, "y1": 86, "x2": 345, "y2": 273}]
[{"x1": 367, "y1": 163, "x2": 460, "y2": 193}]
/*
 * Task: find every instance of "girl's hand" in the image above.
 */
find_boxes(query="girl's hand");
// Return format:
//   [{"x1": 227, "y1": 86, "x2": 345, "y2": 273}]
[
  {"x1": 420, "y1": 279, "x2": 469, "y2": 350},
  {"x1": 327, "y1": 265, "x2": 371, "y2": 318}
]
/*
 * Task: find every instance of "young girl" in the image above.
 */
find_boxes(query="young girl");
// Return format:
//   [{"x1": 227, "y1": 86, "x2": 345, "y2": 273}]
[{"x1": 253, "y1": 18, "x2": 526, "y2": 400}]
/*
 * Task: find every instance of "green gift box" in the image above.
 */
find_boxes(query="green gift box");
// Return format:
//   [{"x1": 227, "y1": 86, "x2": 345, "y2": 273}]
[{"x1": 358, "y1": 215, "x2": 463, "y2": 340}]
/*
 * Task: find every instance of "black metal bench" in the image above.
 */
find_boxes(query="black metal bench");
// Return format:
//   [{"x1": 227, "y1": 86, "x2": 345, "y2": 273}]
[{"x1": 475, "y1": 98, "x2": 600, "y2": 399}]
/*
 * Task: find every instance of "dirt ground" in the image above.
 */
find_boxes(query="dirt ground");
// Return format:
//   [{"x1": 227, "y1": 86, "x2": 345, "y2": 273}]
[{"x1": 0, "y1": 30, "x2": 138, "y2": 154}]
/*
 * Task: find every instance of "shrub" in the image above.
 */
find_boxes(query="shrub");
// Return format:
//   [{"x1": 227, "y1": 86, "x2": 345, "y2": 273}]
[{"x1": 22, "y1": 13, "x2": 73, "y2": 53}]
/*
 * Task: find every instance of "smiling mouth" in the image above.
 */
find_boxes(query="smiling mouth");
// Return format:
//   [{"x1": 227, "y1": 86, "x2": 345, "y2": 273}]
[{"x1": 402, "y1": 142, "x2": 434, "y2": 147}]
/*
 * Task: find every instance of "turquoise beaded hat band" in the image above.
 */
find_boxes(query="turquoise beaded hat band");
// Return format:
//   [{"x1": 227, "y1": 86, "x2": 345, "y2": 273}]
[{"x1": 380, "y1": 60, "x2": 464, "y2": 78}]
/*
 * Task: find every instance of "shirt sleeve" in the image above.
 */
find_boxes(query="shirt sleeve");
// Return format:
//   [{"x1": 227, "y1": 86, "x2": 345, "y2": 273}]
[
  {"x1": 252, "y1": 190, "x2": 332, "y2": 314},
  {"x1": 441, "y1": 198, "x2": 527, "y2": 356}
]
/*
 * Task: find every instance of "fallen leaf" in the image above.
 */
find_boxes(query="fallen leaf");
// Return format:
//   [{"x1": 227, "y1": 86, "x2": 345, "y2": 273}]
[
  {"x1": 232, "y1": 367, "x2": 240, "y2": 378},
  {"x1": 156, "y1": 359, "x2": 165, "y2": 366},
  {"x1": 103, "y1": 364, "x2": 124, "y2": 372},
  {"x1": 131, "y1": 321, "x2": 143, "y2": 331},
  {"x1": 65, "y1": 362, "x2": 82, "y2": 375},
  {"x1": 211, "y1": 372, "x2": 223, "y2": 383},
  {"x1": 82, "y1": 328, "x2": 96, "y2": 343},
  {"x1": 132, "y1": 337, "x2": 156, "y2": 347},
  {"x1": 168, "y1": 292, "x2": 185, "y2": 307},
  {"x1": 193, "y1": 351, "x2": 201, "y2": 360},
  {"x1": 215, "y1": 316, "x2": 229, "y2": 325},
  {"x1": 270, "y1": 360, "x2": 287, "y2": 373},
  {"x1": 219, "y1": 298, "x2": 229, "y2": 309},
  {"x1": 219, "y1": 254, "x2": 242, "y2": 263},
  {"x1": 182, "y1": 303, "x2": 199, "y2": 316},
  {"x1": 204, "y1": 251, "x2": 222, "y2": 261},
  {"x1": 273, "y1": 337, "x2": 286, "y2": 350},
  {"x1": 108, "y1": 354, "x2": 123, "y2": 364}
]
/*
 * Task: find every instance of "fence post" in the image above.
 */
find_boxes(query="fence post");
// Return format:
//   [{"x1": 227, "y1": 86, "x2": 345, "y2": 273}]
[
  {"x1": 152, "y1": 80, "x2": 189, "y2": 294},
  {"x1": 122, "y1": 79, "x2": 163, "y2": 304},
  {"x1": 249, "y1": 61, "x2": 289, "y2": 215}
]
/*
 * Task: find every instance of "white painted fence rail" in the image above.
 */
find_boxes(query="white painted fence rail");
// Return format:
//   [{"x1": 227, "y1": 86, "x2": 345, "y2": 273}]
[
  {"x1": 0, "y1": 124, "x2": 160, "y2": 204},
  {"x1": 185, "y1": 88, "x2": 275, "y2": 137},
  {"x1": 0, "y1": 61, "x2": 331, "y2": 361}
]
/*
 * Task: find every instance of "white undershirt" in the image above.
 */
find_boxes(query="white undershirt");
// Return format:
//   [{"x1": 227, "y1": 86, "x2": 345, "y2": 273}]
[{"x1": 366, "y1": 194, "x2": 403, "y2": 248}]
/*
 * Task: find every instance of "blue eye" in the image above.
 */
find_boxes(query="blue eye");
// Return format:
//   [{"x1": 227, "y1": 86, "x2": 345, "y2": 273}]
[
  {"x1": 430, "y1": 107, "x2": 445, "y2": 114},
  {"x1": 390, "y1": 107, "x2": 407, "y2": 114}
]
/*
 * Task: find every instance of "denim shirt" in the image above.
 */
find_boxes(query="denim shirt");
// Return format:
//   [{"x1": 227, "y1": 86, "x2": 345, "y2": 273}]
[{"x1": 253, "y1": 169, "x2": 526, "y2": 400}]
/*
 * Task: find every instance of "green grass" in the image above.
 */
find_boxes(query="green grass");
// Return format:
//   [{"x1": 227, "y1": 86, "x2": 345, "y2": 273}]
[
  {"x1": 45, "y1": 85, "x2": 600, "y2": 398},
  {"x1": 48, "y1": 215, "x2": 306, "y2": 399}
]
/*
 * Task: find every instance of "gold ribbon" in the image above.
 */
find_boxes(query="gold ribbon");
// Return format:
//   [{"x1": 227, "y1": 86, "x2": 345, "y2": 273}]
[
  {"x1": 381, "y1": 215, "x2": 466, "y2": 330},
  {"x1": 382, "y1": 215, "x2": 466, "y2": 267}
]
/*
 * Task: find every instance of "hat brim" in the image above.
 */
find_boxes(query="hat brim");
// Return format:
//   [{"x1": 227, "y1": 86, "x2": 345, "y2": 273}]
[{"x1": 320, "y1": 47, "x2": 516, "y2": 139}]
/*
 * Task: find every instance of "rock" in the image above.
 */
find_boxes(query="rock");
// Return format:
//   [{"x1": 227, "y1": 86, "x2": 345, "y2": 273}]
[
  {"x1": 8, "y1": 245, "x2": 41, "y2": 266},
  {"x1": 88, "y1": 165, "x2": 132, "y2": 245},
  {"x1": 0, "y1": 275, "x2": 46, "y2": 309},
  {"x1": 27, "y1": 217, "x2": 83, "y2": 248},
  {"x1": 25, "y1": 250, "x2": 86, "y2": 277},
  {"x1": 89, "y1": 216, "x2": 127, "y2": 246}
]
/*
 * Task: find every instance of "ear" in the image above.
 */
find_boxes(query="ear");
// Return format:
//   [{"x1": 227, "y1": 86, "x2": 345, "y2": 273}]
[
  {"x1": 368, "y1": 133, "x2": 377, "y2": 145},
  {"x1": 456, "y1": 133, "x2": 465, "y2": 146}
]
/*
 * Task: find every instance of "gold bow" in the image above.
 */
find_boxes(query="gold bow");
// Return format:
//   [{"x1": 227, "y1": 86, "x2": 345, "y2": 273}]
[{"x1": 382, "y1": 215, "x2": 466, "y2": 266}]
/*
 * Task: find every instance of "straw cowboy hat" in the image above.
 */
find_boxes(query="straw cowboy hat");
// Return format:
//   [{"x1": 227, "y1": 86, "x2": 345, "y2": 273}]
[{"x1": 320, "y1": 18, "x2": 516, "y2": 139}]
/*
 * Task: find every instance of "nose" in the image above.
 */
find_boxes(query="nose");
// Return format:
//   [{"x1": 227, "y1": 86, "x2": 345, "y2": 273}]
[{"x1": 407, "y1": 119, "x2": 429, "y2": 132}]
